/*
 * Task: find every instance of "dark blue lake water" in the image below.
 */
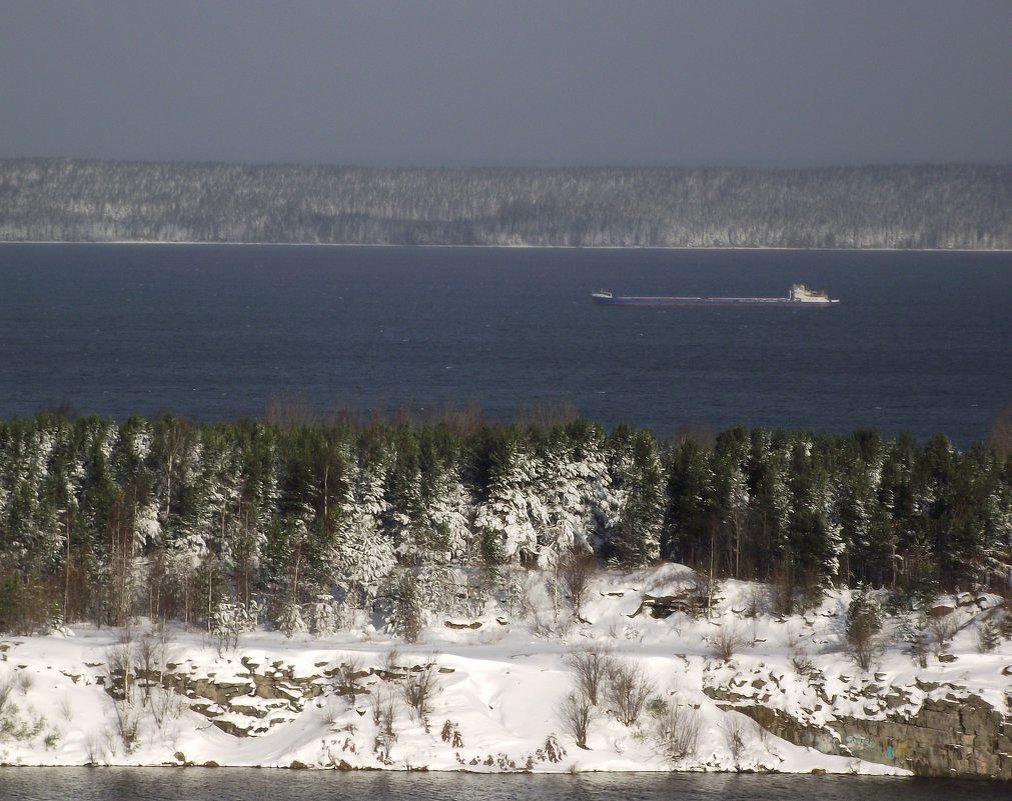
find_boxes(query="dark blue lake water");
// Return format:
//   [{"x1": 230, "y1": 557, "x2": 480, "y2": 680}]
[
  {"x1": 0, "y1": 244, "x2": 1008, "y2": 446},
  {"x1": 0, "y1": 768, "x2": 1002, "y2": 801}
]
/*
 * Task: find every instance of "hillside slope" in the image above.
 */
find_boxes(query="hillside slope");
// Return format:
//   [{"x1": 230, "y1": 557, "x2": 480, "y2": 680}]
[
  {"x1": 1, "y1": 160, "x2": 1009, "y2": 248},
  {"x1": 1, "y1": 566, "x2": 1008, "y2": 778}
]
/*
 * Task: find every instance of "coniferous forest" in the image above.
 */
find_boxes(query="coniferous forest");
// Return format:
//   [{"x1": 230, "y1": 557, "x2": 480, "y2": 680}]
[
  {"x1": 1, "y1": 411, "x2": 1009, "y2": 637},
  {"x1": 1, "y1": 159, "x2": 1009, "y2": 249}
]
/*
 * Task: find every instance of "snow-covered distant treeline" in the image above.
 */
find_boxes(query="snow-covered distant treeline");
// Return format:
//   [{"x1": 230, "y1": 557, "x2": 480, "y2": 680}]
[
  {"x1": 0, "y1": 414, "x2": 1008, "y2": 637},
  {"x1": 0, "y1": 159, "x2": 1009, "y2": 248}
]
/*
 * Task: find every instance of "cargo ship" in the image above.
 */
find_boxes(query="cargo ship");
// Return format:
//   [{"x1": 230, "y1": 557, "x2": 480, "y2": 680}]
[{"x1": 591, "y1": 284, "x2": 839, "y2": 308}]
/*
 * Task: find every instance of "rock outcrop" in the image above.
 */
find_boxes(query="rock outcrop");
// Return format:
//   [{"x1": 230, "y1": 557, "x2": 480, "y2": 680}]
[{"x1": 706, "y1": 677, "x2": 1011, "y2": 779}]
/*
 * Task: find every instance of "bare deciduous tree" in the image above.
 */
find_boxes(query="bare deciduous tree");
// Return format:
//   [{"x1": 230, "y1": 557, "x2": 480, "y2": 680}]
[
  {"x1": 559, "y1": 690, "x2": 594, "y2": 749},
  {"x1": 604, "y1": 660, "x2": 656, "y2": 727},
  {"x1": 565, "y1": 647, "x2": 612, "y2": 706}
]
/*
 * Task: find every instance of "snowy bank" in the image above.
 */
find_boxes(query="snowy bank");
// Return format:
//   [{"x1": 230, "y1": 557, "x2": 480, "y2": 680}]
[{"x1": 0, "y1": 566, "x2": 1009, "y2": 778}]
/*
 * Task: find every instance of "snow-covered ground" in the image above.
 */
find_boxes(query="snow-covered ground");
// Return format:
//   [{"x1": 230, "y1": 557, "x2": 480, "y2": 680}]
[{"x1": 0, "y1": 565, "x2": 1008, "y2": 775}]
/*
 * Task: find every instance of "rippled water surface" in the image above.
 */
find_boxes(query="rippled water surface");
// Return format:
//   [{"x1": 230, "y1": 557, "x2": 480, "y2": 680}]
[
  {"x1": 0, "y1": 768, "x2": 1004, "y2": 801},
  {"x1": 0, "y1": 244, "x2": 1008, "y2": 445}
]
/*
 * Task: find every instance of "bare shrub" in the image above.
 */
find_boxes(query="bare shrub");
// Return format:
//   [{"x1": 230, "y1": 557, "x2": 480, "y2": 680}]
[
  {"x1": 85, "y1": 731, "x2": 108, "y2": 765},
  {"x1": 604, "y1": 660, "x2": 656, "y2": 727},
  {"x1": 565, "y1": 648, "x2": 613, "y2": 706},
  {"x1": 724, "y1": 715, "x2": 746, "y2": 763},
  {"x1": 379, "y1": 648, "x2": 402, "y2": 680},
  {"x1": 134, "y1": 634, "x2": 158, "y2": 704},
  {"x1": 135, "y1": 627, "x2": 175, "y2": 707},
  {"x1": 111, "y1": 697, "x2": 140, "y2": 753},
  {"x1": 791, "y1": 648, "x2": 816, "y2": 677},
  {"x1": 334, "y1": 656, "x2": 364, "y2": 682},
  {"x1": 149, "y1": 685, "x2": 185, "y2": 729},
  {"x1": 332, "y1": 657, "x2": 365, "y2": 702},
  {"x1": 402, "y1": 664, "x2": 439, "y2": 723},
  {"x1": 57, "y1": 694, "x2": 73, "y2": 723},
  {"x1": 929, "y1": 613, "x2": 959, "y2": 656},
  {"x1": 372, "y1": 690, "x2": 398, "y2": 764},
  {"x1": 559, "y1": 690, "x2": 594, "y2": 749},
  {"x1": 371, "y1": 687, "x2": 387, "y2": 728},
  {"x1": 557, "y1": 551, "x2": 597, "y2": 619},
  {"x1": 848, "y1": 630, "x2": 881, "y2": 672},
  {"x1": 323, "y1": 697, "x2": 344, "y2": 726},
  {"x1": 373, "y1": 730, "x2": 396, "y2": 764},
  {"x1": 106, "y1": 627, "x2": 181, "y2": 730},
  {"x1": 652, "y1": 699, "x2": 700, "y2": 762},
  {"x1": 104, "y1": 639, "x2": 143, "y2": 752},
  {"x1": 382, "y1": 695, "x2": 398, "y2": 736},
  {"x1": 15, "y1": 670, "x2": 34, "y2": 695},
  {"x1": 105, "y1": 642, "x2": 135, "y2": 703},
  {"x1": 710, "y1": 625, "x2": 745, "y2": 662},
  {"x1": 0, "y1": 672, "x2": 14, "y2": 716}
]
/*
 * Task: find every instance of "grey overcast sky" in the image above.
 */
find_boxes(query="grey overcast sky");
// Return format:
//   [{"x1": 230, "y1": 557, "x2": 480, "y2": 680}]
[{"x1": 1, "y1": 0, "x2": 1009, "y2": 167}]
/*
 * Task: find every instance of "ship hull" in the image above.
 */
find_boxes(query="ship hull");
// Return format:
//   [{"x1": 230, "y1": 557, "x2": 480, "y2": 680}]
[{"x1": 592, "y1": 295, "x2": 839, "y2": 308}]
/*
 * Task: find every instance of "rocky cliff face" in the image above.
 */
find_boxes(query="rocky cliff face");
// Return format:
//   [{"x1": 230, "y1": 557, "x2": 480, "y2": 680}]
[
  {"x1": 92, "y1": 642, "x2": 1010, "y2": 778},
  {"x1": 705, "y1": 670, "x2": 1011, "y2": 779}
]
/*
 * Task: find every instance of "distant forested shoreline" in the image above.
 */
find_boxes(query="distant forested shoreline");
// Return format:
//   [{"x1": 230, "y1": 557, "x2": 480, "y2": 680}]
[
  {"x1": 0, "y1": 159, "x2": 1008, "y2": 249},
  {"x1": 1, "y1": 411, "x2": 1009, "y2": 636}
]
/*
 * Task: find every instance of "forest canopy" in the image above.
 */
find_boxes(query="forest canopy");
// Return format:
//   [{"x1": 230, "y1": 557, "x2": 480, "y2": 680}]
[
  {"x1": 1, "y1": 160, "x2": 1009, "y2": 249},
  {"x1": 1, "y1": 413, "x2": 1009, "y2": 637}
]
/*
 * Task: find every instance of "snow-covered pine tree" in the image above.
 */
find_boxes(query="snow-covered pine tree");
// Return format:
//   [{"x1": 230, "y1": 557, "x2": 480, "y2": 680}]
[
  {"x1": 662, "y1": 437, "x2": 714, "y2": 568},
  {"x1": 605, "y1": 426, "x2": 664, "y2": 566},
  {"x1": 474, "y1": 429, "x2": 549, "y2": 566},
  {"x1": 531, "y1": 421, "x2": 612, "y2": 567},
  {"x1": 785, "y1": 436, "x2": 843, "y2": 589},
  {"x1": 745, "y1": 429, "x2": 792, "y2": 580},
  {"x1": 708, "y1": 430, "x2": 751, "y2": 579}
]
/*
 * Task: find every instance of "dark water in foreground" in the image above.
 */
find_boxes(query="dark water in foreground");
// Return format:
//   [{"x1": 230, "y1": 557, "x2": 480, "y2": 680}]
[
  {"x1": 0, "y1": 244, "x2": 1008, "y2": 445},
  {"x1": 0, "y1": 768, "x2": 1004, "y2": 801}
]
